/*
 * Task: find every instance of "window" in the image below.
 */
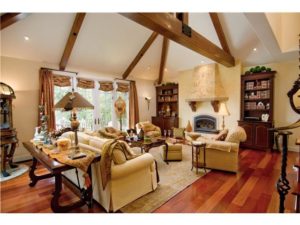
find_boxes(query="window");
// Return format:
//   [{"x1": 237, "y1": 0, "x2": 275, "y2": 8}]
[
  {"x1": 98, "y1": 90, "x2": 113, "y2": 128},
  {"x1": 54, "y1": 86, "x2": 72, "y2": 129},
  {"x1": 77, "y1": 87, "x2": 94, "y2": 130},
  {"x1": 53, "y1": 76, "x2": 130, "y2": 131}
]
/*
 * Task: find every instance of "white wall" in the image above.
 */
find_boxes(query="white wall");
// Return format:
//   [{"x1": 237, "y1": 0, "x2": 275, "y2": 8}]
[{"x1": 0, "y1": 56, "x2": 156, "y2": 161}]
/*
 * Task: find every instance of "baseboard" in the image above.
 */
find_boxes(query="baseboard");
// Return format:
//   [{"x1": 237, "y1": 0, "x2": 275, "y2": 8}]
[
  {"x1": 288, "y1": 146, "x2": 299, "y2": 152},
  {"x1": 13, "y1": 155, "x2": 32, "y2": 163}
]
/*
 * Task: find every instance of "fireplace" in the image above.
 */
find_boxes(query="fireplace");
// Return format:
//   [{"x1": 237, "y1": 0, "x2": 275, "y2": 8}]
[{"x1": 194, "y1": 115, "x2": 218, "y2": 133}]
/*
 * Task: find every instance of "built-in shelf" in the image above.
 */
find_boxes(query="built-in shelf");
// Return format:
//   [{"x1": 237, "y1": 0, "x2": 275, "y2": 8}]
[{"x1": 244, "y1": 98, "x2": 270, "y2": 101}]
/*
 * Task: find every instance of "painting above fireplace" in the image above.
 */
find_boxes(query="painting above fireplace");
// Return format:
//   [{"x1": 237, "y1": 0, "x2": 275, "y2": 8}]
[{"x1": 194, "y1": 115, "x2": 219, "y2": 133}]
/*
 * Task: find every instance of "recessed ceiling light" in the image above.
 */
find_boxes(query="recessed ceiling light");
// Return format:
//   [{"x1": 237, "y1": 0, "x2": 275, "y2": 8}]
[
  {"x1": 164, "y1": 68, "x2": 168, "y2": 72},
  {"x1": 253, "y1": 48, "x2": 257, "y2": 52},
  {"x1": 201, "y1": 60, "x2": 205, "y2": 64},
  {"x1": 24, "y1": 36, "x2": 30, "y2": 41}
]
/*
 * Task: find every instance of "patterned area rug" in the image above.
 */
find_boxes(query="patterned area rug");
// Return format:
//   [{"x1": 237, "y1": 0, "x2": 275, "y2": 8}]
[
  {"x1": 0, "y1": 164, "x2": 29, "y2": 182},
  {"x1": 120, "y1": 144, "x2": 208, "y2": 213}
]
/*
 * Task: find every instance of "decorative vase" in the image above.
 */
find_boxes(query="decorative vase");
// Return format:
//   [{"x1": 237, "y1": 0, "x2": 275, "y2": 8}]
[{"x1": 186, "y1": 120, "x2": 192, "y2": 132}]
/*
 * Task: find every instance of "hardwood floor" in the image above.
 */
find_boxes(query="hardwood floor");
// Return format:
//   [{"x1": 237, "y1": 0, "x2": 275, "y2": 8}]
[{"x1": 0, "y1": 149, "x2": 299, "y2": 213}]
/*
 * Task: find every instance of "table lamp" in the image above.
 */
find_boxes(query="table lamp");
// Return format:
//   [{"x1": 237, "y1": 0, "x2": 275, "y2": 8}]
[
  {"x1": 54, "y1": 91, "x2": 94, "y2": 157},
  {"x1": 218, "y1": 102, "x2": 230, "y2": 130}
]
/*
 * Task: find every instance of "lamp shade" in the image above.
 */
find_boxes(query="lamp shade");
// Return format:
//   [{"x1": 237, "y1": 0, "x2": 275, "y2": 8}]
[
  {"x1": 218, "y1": 102, "x2": 230, "y2": 116},
  {"x1": 54, "y1": 92, "x2": 94, "y2": 110}
]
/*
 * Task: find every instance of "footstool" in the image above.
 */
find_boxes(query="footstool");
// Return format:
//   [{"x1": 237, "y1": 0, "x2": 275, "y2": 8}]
[{"x1": 161, "y1": 143, "x2": 182, "y2": 161}]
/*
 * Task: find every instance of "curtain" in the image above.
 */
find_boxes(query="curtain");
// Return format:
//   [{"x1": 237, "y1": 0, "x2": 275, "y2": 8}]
[
  {"x1": 53, "y1": 74, "x2": 71, "y2": 87},
  {"x1": 99, "y1": 81, "x2": 113, "y2": 92},
  {"x1": 129, "y1": 81, "x2": 140, "y2": 129},
  {"x1": 77, "y1": 78, "x2": 95, "y2": 89},
  {"x1": 116, "y1": 82, "x2": 129, "y2": 92},
  {"x1": 38, "y1": 68, "x2": 55, "y2": 131}
]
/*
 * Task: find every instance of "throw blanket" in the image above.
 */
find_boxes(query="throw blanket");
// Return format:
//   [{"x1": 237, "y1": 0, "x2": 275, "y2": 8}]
[
  {"x1": 41, "y1": 146, "x2": 95, "y2": 188},
  {"x1": 100, "y1": 140, "x2": 137, "y2": 190}
]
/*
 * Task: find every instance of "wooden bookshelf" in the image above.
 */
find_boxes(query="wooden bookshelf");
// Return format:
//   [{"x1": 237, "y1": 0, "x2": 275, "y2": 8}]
[{"x1": 238, "y1": 71, "x2": 276, "y2": 151}]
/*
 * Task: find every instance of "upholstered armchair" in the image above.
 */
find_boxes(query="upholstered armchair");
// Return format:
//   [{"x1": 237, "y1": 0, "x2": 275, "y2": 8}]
[
  {"x1": 136, "y1": 121, "x2": 161, "y2": 138},
  {"x1": 194, "y1": 126, "x2": 247, "y2": 173},
  {"x1": 98, "y1": 127, "x2": 127, "y2": 140}
]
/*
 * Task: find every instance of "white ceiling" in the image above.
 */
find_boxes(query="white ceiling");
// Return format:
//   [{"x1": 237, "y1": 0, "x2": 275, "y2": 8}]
[{"x1": 1, "y1": 13, "x2": 299, "y2": 80}]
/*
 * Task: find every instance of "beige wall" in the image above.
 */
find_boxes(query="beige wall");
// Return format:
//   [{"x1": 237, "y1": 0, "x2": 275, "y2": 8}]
[
  {"x1": 0, "y1": 56, "x2": 156, "y2": 161},
  {"x1": 243, "y1": 60, "x2": 299, "y2": 151},
  {"x1": 165, "y1": 61, "x2": 242, "y2": 133},
  {"x1": 165, "y1": 59, "x2": 299, "y2": 152}
]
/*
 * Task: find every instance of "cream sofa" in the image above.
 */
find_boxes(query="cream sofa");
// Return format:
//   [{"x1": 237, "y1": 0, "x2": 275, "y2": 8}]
[
  {"x1": 186, "y1": 126, "x2": 246, "y2": 173},
  {"x1": 60, "y1": 131, "x2": 158, "y2": 212}
]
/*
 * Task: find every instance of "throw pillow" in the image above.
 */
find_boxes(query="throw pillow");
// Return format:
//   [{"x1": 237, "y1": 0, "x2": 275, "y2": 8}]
[
  {"x1": 225, "y1": 126, "x2": 247, "y2": 144},
  {"x1": 213, "y1": 129, "x2": 228, "y2": 141},
  {"x1": 173, "y1": 128, "x2": 185, "y2": 139},
  {"x1": 106, "y1": 127, "x2": 117, "y2": 134},
  {"x1": 112, "y1": 149, "x2": 127, "y2": 164}
]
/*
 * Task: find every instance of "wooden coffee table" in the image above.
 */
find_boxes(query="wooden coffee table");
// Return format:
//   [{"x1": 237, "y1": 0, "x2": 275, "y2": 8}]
[
  {"x1": 23, "y1": 142, "x2": 100, "y2": 213},
  {"x1": 126, "y1": 138, "x2": 169, "y2": 164}
]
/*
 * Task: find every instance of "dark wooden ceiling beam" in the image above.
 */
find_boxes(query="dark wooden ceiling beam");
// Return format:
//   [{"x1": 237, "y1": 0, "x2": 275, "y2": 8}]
[
  {"x1": 59, "y1": 13, "x2": 86, "y2": 71},
  {"x1": 209, "y1": 13, "x2": 231, "y2": 55},
  {"x1": 158, "y1": 37, "x2": 169, "y2": 84},
  {"x1": 176, "y1": 13, "x2": 188, "y2": 25},
  {"x1": 0, "y1": 13, "x2": 29, "y2": 30},
  {"x1": 120, "y1": 13, "x2": 235, "y2": 67},
  {"x1": 122, "y1": 32, "x2": 158, "y2": 79}
]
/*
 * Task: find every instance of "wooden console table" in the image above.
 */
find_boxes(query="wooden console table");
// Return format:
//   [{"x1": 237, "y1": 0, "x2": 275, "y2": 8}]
[{"x1": 23, "y1": 142, "x2": 100, "y2": 213}]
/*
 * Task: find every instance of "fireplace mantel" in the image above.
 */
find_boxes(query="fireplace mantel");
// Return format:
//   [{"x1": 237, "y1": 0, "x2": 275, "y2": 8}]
[{"x1": 185, "y1": 97, "x2": 228, "y2": 112}]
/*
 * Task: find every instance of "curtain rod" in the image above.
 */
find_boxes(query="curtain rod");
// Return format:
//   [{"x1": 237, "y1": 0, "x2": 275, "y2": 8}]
[
  {"x1": 114, "y1": 78, "x2": 135, "y2": 82},
  {"x1": 41, "y1": 67, "x2": 78, "y2": 75}
]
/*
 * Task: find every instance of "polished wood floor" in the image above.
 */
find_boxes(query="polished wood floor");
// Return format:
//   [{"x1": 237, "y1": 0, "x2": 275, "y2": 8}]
[{"x1": 0, "y1": 149, "x2": 299, "y2": 213}]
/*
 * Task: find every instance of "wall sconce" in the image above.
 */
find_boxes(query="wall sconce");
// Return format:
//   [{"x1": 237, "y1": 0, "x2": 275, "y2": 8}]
[{"x1": 145, "y1": 97, "x2": 151, "y2": 110}]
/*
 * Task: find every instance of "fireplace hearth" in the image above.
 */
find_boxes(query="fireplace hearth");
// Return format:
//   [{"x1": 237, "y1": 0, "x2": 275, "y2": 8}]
[{"x1": 194, "y1": 115, "x2": 218, "y2": 133}]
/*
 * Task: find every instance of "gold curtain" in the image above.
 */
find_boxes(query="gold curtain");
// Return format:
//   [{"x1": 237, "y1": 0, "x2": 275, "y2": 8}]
[
  {"x1": 38, "y1": 68, "x2": 55, "y2": 131},
  {"x1": 77, "y1": 78, "x2": 95, "y2": 89},
  {"x1": 99, "y1": 81, "x2": 113, "y2": 92},
  {"x1": 129, "y1": 81, "x2": 140, "y2": 129},
  {"x1": 53, "y1": 74, "x2": 71, "y2": 87},
  {"x1": 116, "y1": 82, "x2": 129, "y2": 92}
]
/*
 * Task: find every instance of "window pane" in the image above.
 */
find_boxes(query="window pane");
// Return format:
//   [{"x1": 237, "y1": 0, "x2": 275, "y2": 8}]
[
  {"x1": 98, "y1": 91, "x2": 113, "y2": 128},
  {"x1": 54, "y1": 86, "x2": 72, "y2": 129},
  {"x1": 116, "y1": 91, "x2": 129, "y2": 131},
  {"x1": 77, "y1": 87, "x2": 94, "y2": 131}
]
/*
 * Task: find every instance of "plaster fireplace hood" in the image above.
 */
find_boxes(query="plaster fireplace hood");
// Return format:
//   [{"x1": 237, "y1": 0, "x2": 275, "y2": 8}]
[{"x1": 185, "y1": 64, "x2": 228, "y2": 112}]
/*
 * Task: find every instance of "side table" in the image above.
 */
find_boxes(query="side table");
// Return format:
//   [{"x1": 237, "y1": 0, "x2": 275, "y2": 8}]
[
  {"x1": 23, "y1": 142, "x2": 100, "y2": 213},
  {"x1": 191, "y1": 141, "x2": 207, "y2": 174}
]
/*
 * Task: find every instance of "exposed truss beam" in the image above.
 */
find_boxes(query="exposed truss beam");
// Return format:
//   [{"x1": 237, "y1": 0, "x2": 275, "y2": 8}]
[
  {"x1": 209, "y1": 13, "x2": 231, "y2": 55},
  {"x1": 120, "y1": 13, "x2": 235, "y2": 67},
  {"x1": 176, "y1": 13, "x2": 189, "y2": 25},
  {"x1": 59, "y1": 13, "x2": 86, "y2": 71},
  {"x1": 122, "y1": 32, "x2": 158, "y2": 79},
  {"x1": 158, "y1": 37, "x2": 169, "y2": 84},
  {"x1": 0, "y1": 13, "x2": 29, "y2": 30}
]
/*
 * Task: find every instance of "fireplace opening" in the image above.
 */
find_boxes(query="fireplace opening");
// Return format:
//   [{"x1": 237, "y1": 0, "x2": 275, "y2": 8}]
[{"x1": 194, "y1": 115, "x2": 218, "y2": 133}]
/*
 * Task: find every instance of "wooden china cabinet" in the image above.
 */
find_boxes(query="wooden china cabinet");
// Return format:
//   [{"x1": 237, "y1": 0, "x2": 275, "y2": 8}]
[
  {"x1": 152, "y1": 84, "x2": 179, "y2": 136},
  {"x1": 238, "y1": 71, "x2": 276, "y2": 151}
]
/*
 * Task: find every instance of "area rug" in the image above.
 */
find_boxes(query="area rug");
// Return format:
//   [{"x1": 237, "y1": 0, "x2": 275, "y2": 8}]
[
  {"x1": 120, "y1": 144, "x2": 208, "y2": 213},
  {"x1": 0, "y1": 164, "x2": 29, "y2": 182}
]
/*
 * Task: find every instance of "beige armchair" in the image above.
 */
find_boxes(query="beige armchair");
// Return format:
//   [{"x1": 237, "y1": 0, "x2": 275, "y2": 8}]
[
  {"x1": 98, "y1": 127, "x2": 127, "y2": 140},
  {"x1": 136, "y1": 121, "x2": 161, "y2": 138},
  {"x1": 193, "y1": 126, "x2": 246, "y2": 173},
  {"x1": 61, "y1": 131, "x2": 158, "y2": 212}
]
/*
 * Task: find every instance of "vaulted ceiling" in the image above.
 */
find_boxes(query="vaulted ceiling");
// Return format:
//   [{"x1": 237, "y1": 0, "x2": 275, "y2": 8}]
[{"x1": 1, "y1": 13, "x2": 299, "y2": 81}]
